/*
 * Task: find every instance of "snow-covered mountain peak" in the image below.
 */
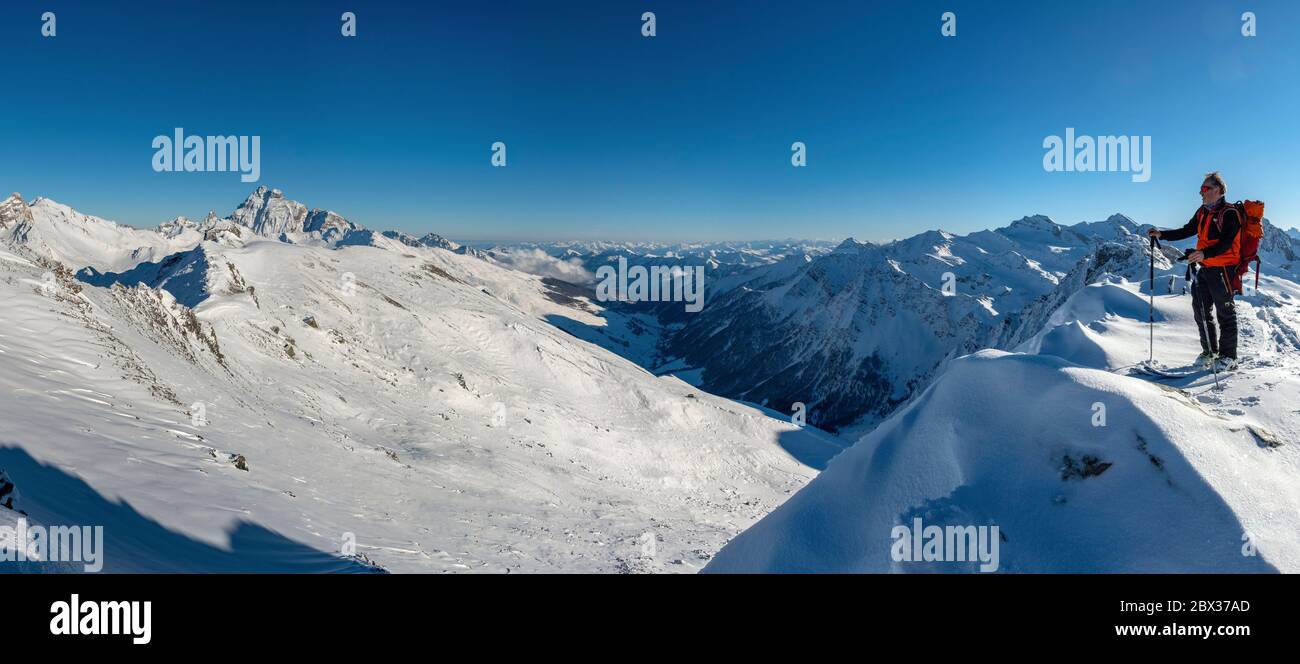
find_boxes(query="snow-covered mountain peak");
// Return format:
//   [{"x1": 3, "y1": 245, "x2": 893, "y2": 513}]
[
  {"x1": 228, "y1": 186, "x2": 364, "y2": 245},
  {"x1": 418, "y1": 233, "x2": 460, "y2": 250},
  {"x1": 1007, "y1": 214, "x2": 1058, "y2": 230},
  {"x1": 378, "y1": 230, "x2": 463, "y2": 252},
  {"x1": 158, "y1": 215, "x2": 198, "y2": 238},
  {"x1": 0, "y1": 192, "x2": 32, "y2": 228},
  {"x1": 1260, "y1": 219, "x2": 1300, "y2": 262},
  {"x1": 994, "y1": 213, "x2": 1099, "y2": 249},
  {"x1": 889, "y1": 228, "x2": 957, "y2": 255},
  {"x1": 1068, "y1": 213, "x2": 1142, "y2": 242},
  {"x1": 246, "y1": 184, "x2": 277, "y2": 201},
  {"x1": 231, "y1": 186, "x2": 309, "y2": 236},
  {"x1": 831, "y1": 237, "x2": 870, "y2": 253},
  {"x1": 1098, "y1": 213, "x2": 1141, "y2": 237},
  {"x1": 28, "y1": 196, "x2": 81, "y2": 217}
]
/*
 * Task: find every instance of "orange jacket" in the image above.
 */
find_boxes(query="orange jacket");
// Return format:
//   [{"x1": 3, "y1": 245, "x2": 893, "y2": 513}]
[{"x1": 1162, "y1": 199, "x2": 1242, "y2": 268}]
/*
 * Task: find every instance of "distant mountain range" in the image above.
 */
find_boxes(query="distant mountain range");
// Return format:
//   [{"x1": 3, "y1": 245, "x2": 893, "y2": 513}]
[{"x1": 528, "y1": 211, "x2": 1299, "y2": 432}]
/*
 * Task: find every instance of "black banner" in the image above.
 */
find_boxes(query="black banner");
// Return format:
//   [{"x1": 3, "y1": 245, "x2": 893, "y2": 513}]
[{"x1": 4, "y1": 573, "x2": 1288, "y2": 652}]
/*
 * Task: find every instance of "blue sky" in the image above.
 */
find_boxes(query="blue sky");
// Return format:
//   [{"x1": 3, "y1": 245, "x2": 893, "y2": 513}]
[{"x1": 2, "y1": 0, "x2": 1297, "y2": 241}]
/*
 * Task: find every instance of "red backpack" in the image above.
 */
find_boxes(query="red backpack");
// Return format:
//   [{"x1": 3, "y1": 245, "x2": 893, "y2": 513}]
[{"x1": 1216, "y1": 200, "x2": 1265, "y2": 294}]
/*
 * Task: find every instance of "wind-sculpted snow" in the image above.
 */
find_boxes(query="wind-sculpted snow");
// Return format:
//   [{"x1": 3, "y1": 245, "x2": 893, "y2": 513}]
[
  {"x1": 1001, "y1": 240, "x2": 1182, "y2": 351},
  {"x1": 706, "y1": 350, "x2": 1300, "y2": 573}
]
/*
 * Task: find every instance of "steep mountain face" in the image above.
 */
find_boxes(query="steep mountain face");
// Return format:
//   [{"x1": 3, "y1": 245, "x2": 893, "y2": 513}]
[
  {"x1": 228, "y1": 186, "x2": 309, "y2": 236},
  {"x1": 226, "y1": 186, "x2": 368, "y2": 246},
  {"x1": 0, "y1": 192, "x2": 34, "y2": 229},
  {"x1": 659, "y1": 214, "x2": 1162, "y2": 431},
  {"x1": 666, "y1": 239, "x2": 999, "y2": 430},
  {"x1": 1261, "y1": 219, "x2": 1300, "y2": 266},
  {"x1": 0, "y1": 189, "x2": 841, "y2": 573}
]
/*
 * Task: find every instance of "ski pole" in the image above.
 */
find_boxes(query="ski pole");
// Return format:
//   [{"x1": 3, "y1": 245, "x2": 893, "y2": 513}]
[{"x1": 1148, "y1": 235, "x2": 1158, "y2": 363}]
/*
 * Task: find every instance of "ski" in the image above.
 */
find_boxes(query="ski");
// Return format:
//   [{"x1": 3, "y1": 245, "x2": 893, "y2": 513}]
[{"x1": 1132, "y1": 361, "x2": 1206, "y2": 380}]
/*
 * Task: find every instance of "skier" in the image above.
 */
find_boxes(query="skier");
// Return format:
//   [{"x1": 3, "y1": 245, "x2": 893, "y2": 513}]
[{"x1": 1146, "y1": 172, "x2": 1241, "y2": 371}]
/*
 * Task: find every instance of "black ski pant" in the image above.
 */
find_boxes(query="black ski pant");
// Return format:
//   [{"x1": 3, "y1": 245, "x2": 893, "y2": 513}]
[{"x1": 1191, "y1": 265, "x2": 1238, "y2": 359}]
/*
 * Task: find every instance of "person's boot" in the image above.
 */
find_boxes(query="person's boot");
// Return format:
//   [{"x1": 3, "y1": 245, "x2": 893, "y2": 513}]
[
  {"x1": 1214, "y1": 356, "x2": 1239, "y2": 372},
  {"x1": 1196, "y1": 351, "x2": 1216, "y2": 369}
]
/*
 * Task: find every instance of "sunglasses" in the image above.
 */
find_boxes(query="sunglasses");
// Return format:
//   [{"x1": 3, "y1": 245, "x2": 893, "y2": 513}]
[{"x1": 1200, "y1": 185, "x2": 1218, "y2": 193}]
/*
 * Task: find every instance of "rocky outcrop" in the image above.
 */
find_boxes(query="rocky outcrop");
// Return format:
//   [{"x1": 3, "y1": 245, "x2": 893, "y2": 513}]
[{"x1": 0, "y1": 192, "x2": 32, "y2": 229}]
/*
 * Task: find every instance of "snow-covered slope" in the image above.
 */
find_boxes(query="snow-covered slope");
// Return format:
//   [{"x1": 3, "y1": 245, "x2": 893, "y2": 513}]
[
  {"x1": 0, "y1": 191, "x2": 842, "y2": 573},
  {"x1": 706, "y1": 275, "x2": 1300, "y2": 573},
  {"x1": 2, "y1": 194, "x2": 201, "y2": 272}
]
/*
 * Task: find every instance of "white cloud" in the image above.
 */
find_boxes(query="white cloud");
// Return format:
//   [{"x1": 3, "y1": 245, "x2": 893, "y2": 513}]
[{"x1": 491, "y1": 248, "x2": 595, "y2": 284}]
